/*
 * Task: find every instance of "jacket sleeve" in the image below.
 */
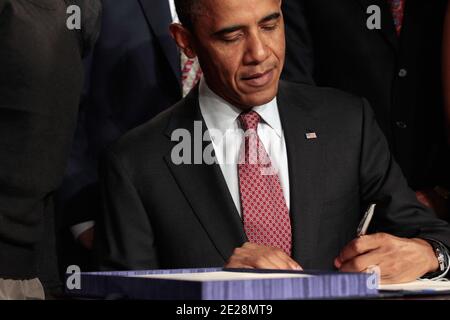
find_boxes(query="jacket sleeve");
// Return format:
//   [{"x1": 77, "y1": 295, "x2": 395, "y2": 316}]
[
  {"x1": 94, "y1": 149, "x2": 160, "y2": 271},
  {"x1": 359, "y1": 98, "x2": 450, "y2": 247}
]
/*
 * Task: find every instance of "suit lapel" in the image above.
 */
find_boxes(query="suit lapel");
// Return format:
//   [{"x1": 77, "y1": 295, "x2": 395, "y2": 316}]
[
  {"x1": 277, "y1": 82, "x2": 326, "y2": 268},
  {"x1": 163, "y1": 89, "x2": 247, "y2": 262},
  {"x1": 355, "y1": 0, "x2": 399, "y2": 53},
  {"x1": 163, "y1": 83, "x2": 329, "y2": 266},
  {"x1": 138, "y1": 0, "x2": 181, "y2": 82}
]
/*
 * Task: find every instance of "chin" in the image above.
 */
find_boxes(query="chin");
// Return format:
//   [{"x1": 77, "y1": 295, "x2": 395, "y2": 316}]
[{"x1": 241, "y1": 87, "x2": 278, "y2": 107}]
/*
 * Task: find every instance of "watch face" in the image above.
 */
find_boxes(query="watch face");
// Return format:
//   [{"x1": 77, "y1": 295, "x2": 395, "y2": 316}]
[{"x1": 437, "y1": 254, "x2": 445, "y2": 271}]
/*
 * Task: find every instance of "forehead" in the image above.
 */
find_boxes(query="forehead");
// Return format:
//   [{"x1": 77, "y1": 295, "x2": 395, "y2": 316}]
[{"x1": 196, "y1": 0, "x2": 281, "y2": 28}]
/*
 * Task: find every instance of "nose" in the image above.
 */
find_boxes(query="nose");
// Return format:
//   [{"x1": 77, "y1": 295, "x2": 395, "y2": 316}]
[{"x1": 243, "y1": 31, "x2": 270, "y2": 65}]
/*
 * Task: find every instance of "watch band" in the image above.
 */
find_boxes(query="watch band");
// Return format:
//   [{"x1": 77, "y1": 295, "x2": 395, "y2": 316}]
[
  {"x1": 433, "y1": 243, "x2": 447, "y2": 272},
  {"x1": 422, "y1": 239, "x2": 450, "y2": 280}
]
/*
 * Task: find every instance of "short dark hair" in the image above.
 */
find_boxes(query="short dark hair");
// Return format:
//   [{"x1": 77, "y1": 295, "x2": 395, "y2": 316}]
[{"x1": 174, "y1": 0, "x2": 202, "y2": 31}]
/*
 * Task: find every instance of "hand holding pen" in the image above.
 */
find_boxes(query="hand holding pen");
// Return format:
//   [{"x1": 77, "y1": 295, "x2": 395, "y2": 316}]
[{"x1": 334, "y1": 203, "x2": 440, "y2": 284}]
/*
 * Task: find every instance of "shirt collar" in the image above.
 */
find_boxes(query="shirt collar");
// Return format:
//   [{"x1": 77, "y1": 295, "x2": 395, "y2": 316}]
[{"x1": 198, "y1": 78, "x2": 283, "y2": 138}]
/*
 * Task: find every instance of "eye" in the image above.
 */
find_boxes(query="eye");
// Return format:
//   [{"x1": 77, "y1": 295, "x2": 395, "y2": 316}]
[
  {"x1": 222, "y1": 33, "x2": 243, "y2": 43},
  {"x1": 261, "y1": 23, "x2": 278, "y2": 31}
]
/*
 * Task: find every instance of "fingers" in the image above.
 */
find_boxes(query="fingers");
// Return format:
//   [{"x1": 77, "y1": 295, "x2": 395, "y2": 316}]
[
  {"x1": 225, "y1": 242, "x2": 303, "y2": 270},
  {"x1": 336, "y1": 233, "x2": 385, "y2": 265},
  {"x1": 265, "y1": 246, "x2": 302, "y2": 270},
  {"x1": 338, "y1": 248, "x2": 382, "y2": 273},
  {"x1": 335, "y1": 235, "x2": 438, "y2": 284},
  {"x1": 225, "y1": 261, "x2": 255, "y2": 269}
]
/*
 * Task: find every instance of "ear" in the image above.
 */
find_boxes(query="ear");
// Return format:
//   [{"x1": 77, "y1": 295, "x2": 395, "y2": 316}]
[{"x1": 169, "y1": 23, "x2": 197, "y2": 58}]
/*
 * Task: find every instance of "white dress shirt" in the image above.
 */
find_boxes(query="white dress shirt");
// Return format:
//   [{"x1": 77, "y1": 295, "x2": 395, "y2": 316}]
[
  {"x1": 199, "y1": 78, "x2": 290, "y2": 216},
  {"x1": 168, "y1": 0, "x2": 178, "y2": 22}
]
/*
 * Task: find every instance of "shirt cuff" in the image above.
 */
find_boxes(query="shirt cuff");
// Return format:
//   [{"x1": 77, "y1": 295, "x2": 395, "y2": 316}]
[{"x1": 70, "y1": 221, "x2": 95, "y2": 240}]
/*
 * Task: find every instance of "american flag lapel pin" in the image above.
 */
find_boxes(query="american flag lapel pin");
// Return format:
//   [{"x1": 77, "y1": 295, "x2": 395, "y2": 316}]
[{"x1": 305, "y1": 132, "x2": 318, "y2": 140}]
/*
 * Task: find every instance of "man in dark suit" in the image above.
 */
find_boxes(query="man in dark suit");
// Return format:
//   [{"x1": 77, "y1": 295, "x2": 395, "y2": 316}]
[
  {"x1": 96, "y1": 0, "x2": 450, "y2": 284},
  {"x1": 0, "y1": 0, "x2": 101, "y2": 299},
  {"x1": 282, "y1": 0, "x2": 450, "y2": 217},
  {"x1": 56, "y1": 0, "x2": 183, "y2": 270}
]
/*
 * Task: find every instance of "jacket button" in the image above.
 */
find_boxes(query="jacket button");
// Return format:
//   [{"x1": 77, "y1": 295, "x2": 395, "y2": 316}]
[
  {"x1": 396, "y1": 121, "x2": 407, "y2": 129},
  {"x1": 398, "y1": 69, "x2": 408, "y2": 77}
]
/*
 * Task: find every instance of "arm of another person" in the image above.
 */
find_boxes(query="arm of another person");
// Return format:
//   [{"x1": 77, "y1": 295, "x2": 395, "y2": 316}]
[
  {"x1": 58, "y1": 53, "x2": 99, "y2": 249},
  {"x1": 57, "y1": 0, "x2": 102, "y2": 249}
]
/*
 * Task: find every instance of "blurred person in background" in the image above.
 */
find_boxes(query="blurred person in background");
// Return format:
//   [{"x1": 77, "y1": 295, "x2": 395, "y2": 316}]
[
  {"x1": 56, "y1": 0, "x2": 202, "y2": 273},
  {"x1": 283, "y1": 0, "x2": 450, "y2": 220},
  {"x1": 0, "y1": 0, "x2": 101, "y2": 299},
  {"x1": 441, "y1": 1, "x2": 450, "y2": 220},
  {"x1": 444, "y1": 2, "x2": 450, "y2": 146}
]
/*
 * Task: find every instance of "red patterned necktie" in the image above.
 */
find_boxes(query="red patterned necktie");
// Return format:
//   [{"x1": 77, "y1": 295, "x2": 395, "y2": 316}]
[
  {"x1": 387, "y1": 0, "x2": 406, "y2": 36},
  {"x1": 181, "y1": 52, "x2": 202, "y2": 97},
  {"x1": 238, "y1": 111, "x2": 292, "y2": 255}
]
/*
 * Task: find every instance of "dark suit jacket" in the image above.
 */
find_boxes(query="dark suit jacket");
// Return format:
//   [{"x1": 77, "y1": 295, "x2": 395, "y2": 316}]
[
  {"x1": 0, "y1": 0, "x2": 100, "y2": 285},
  {"x1": 57, "y1": 0, "x2": 181, "y2": 229},
  {"x1": 95, "y1": 81, "x2": 450, "y2": 271},
  {"x1": 282, "y1": 0, "x2": 450, "y2": 191}
]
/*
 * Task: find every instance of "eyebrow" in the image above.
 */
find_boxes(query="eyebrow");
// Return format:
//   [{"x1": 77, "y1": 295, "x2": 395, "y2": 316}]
[
  {"x1": 212, "y1": 12, "x2": 281, "y2": 37},
  {"x1": 259, "y1": 12, "x2": 281, "y2": 24}
]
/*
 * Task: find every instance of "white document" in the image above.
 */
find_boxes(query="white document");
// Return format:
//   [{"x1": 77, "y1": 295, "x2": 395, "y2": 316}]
[
  {"x1": 379, "y1": 279, "x2": 450, "y2": 292},
  {"x1": 136, "y1": 271, "x2": 312, "y2": 282}
]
